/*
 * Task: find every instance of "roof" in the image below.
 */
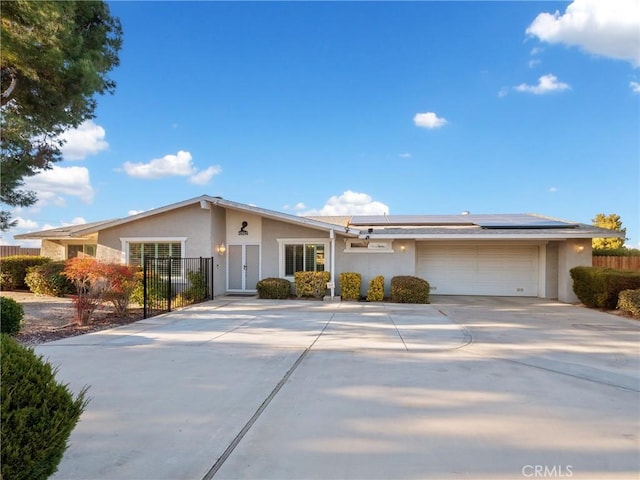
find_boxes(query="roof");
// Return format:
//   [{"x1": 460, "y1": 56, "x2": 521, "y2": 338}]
[
  {"x1": 14, "y1": 196, "x2": 355, "y2": 240},
  {"x1": 306, "y1": 213, "x2": 620, "y2": 240},
  {"x1": 14, "y1": 196, "x2": 623, "y2": 241}
]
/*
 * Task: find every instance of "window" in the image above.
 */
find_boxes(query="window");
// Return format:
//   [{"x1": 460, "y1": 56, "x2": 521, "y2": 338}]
[
  {"x1": 344, "y1": 239, "x2": 394, "y2": 253},
  {"x1": 67, "y1": 244, "x2": 96, "y2": 258},
  {"x1": 127, "y1": 242, "x2": 182, "y2": 276},
  {"x1": 281, "y1": 241, "x2": 327, "y2": 276}
]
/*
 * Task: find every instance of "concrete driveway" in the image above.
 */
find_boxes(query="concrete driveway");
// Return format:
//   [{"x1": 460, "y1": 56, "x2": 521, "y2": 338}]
[{"x1": 37, "y1": 296, "x2": 639, "y2": 480}]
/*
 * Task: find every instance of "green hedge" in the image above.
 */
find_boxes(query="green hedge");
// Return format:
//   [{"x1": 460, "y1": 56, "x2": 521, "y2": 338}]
[
  {"x1": 366, "y1": 275, "x2": 385, "y2": 302},
  {"x1": 1, "y1": 334, "x2": 89, "y2": 480},
  {"x1": 339, "y1": 272, "x2": 362, "y2": 300},
  {"x1": 570, "y1": 266, "x2": 640, "y2": 309},
  {"x1": 0, "y1": 256, "x2": 50, "y2": 290},
  {"x1": 294, "y1": 271, "x2": 330, "y2": 299},
  {"x1": 593, "y1": 248, "x2": 640, "y2": 257},
  {"x1": 617, "y1": 289, "x2": 640, "y2": 317},
  {"x1": 25, "y1": 261, "x2": 75, "y2": 297},
  {"x1": 0, "y1": 297, "x2": 24, "y2": 335},
  {"x1": 390, "y1": 275, "x2": 430, "y2": 304},
  {"x1": 256, "y1": 277, "x2": 291, "y2": 299}
]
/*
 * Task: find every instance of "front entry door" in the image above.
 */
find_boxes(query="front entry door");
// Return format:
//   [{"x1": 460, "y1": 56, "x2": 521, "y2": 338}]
[{"x1": 228, "y1": 244, "x2": 260, "y2": 292}]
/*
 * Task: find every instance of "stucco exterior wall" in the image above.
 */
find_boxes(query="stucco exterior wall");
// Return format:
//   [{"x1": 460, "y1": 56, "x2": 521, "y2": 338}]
[
  {"x1": 545, "y1": 242, "x2": 560, "y2": 299},
  {"x1": 210, "y1": 206, "x2": 227, "y2": 296},
  {"x1": 261, "y1": 218, "x2": 333, "y2": 279},
  {"x1": 334, "y1": 239, "x2": 416, "y2": 297},
  {"x1": 557, "y1": 239, "x2": 592, "y2": 303},
  {"x1": 40, "y1": 240, "x2": 66, "y2": 261},
  {"x1": 96, "y1": 203, "x2": 213, "y2": 263}
]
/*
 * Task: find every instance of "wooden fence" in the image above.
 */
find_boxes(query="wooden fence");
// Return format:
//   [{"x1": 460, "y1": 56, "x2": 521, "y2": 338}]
[
  {"x1": 0, "y1": 246, "x2": 41, "y2": 258},
  {"x1": 593, "y1": 256, "x2": 640, "y2": 270}
]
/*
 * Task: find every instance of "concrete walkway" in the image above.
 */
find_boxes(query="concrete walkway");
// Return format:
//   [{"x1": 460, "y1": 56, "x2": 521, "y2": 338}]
[{"x1": 36, "y1": 296, "x2": 639, "y2": 480}]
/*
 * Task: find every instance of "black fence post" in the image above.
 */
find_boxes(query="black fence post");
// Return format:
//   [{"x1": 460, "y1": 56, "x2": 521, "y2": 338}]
[
  {"x1": 143, "y1": 256, "x2": 148, "y2": 319},
  {"x1": 167, "y1": 257, "x2": 172, "y2": 312}
]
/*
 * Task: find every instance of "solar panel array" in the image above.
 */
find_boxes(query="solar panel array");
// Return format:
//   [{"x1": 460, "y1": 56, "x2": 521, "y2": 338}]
[{"x1": 348, "y1": 214, "x2": 578, "y2": 229}]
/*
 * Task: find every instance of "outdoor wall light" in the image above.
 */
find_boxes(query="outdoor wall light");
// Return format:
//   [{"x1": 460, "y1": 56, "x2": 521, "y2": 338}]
[
  {"x1": 216, "y1": 243, "x2": 226, "y2": 255},
  {"x1": 400, "y1": 245, "x2": 406, "y2": 253},
  {"x1": 575, "y1": 245, "x2": 585, "y2": 253}
]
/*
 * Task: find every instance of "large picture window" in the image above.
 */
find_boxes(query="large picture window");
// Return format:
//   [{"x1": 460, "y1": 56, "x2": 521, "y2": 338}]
[
  {"x1": 280, "y1": 240, "x2": 328, "y2": 277},
  {"x1": 122, "y1": 239, "x2": 185, "y2": 277}
]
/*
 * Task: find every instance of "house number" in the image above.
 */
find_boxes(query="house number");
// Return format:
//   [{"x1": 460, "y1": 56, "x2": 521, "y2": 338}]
[{"x1": 238, "y1": 221, "x2": 248, "y2": 236}]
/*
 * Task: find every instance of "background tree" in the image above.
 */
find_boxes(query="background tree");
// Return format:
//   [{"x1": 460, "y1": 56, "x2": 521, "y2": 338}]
[
  {"x1": 592, "y1": 213, "x2": 627, "y2": 249},
  {"x1": 1, "y1": 0, "x2": 122, "y2": 230}
]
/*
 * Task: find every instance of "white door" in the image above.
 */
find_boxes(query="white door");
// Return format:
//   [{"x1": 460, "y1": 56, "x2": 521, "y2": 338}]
[
  {"x1": 228, "y1": 244, "x2": 260, "y2": 292},
  {"x1": 416, "y1": 243, "x2": 539, "y2": 296}
]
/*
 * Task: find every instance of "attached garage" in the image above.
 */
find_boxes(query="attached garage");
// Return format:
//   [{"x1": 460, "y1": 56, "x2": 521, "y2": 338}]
[{"x1": 416, "y1": 243, "x2": 540, "y2": 296}]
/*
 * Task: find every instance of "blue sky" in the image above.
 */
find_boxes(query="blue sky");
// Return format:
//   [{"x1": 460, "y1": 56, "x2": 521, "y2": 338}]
[{"x1": 6, "y1": 0, "x2": 640, "y2": 247}]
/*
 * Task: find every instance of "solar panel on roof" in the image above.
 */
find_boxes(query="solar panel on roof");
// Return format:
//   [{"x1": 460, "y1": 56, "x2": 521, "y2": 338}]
[{"x1": 348, "y1": 214, "x2": 578, "y2": 229}]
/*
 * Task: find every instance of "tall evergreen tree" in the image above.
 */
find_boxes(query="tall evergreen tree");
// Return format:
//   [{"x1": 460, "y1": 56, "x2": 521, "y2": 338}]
[{"x1": 1, "y1": 0, "x2": 122, "y2": 230}]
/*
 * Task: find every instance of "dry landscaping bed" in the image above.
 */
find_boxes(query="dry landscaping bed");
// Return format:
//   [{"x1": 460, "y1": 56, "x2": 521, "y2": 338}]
[{"x1": 1, "y1": 291, "x2": 143, "y2": 346}]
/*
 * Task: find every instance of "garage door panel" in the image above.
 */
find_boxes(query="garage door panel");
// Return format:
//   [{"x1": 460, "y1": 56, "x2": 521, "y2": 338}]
[{"x1": 417, "y1": 244, "x2": 538, "y2": 296}]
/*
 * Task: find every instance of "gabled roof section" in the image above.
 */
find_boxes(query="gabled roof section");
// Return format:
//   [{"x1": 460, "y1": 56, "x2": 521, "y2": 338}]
[
  {"x1": 13, "y1": 219, "x2": 117, "y2": 240},
  {"x1": 14, "y1": 195, "x2": 356, "y2": 240}
]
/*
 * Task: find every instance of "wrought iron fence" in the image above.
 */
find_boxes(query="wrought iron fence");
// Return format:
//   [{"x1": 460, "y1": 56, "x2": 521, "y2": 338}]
[{"x1": 143, "y1": 257, "x2": 214, "y2": 318}]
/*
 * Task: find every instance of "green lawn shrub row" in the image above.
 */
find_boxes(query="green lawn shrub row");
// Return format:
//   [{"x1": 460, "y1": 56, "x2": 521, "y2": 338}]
[
  {"x1": 0, "y1": 255, "x2": 51, "y2": 290},
  {"x1": 570, "y1": 266, "x2": 640, "y2": 309},
  {"x1": 617, "y1": 289, "x2": 640, "y2": 317},
  {"x1": 366, "y1": 275, "x2": 385, "y2": 302},
  {"x1": 391, "y1": 275, "x2": 430, "y2": 304},
  {"x1": 1, "y1": 334, "x2": 89, "y2": 480},
  {"x1": 592, "y1": 248, "x2": 640, "y2": 257},
  {"x1": 339, "y1": 272, "x2": 361, "y2": 300},
  {"x1": 25, "y1": 261, "x2": 75, "y2": 297},
  {"x1": 0, "y1": 297, "x2": 24, "y2": 335},
  {"x1": 257, "y1": 277, "x2": 292, "y2": 299},
  {"x1": 294, "y1": 271, "x2": 330, "y2": 299}
]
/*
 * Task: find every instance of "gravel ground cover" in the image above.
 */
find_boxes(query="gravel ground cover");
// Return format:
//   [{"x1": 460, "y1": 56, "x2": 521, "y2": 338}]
[{"x1": 0, "y1": 291, "x2": 143, "y2": 346}]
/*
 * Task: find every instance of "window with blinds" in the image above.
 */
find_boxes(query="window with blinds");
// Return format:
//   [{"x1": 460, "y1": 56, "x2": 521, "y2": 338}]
[
  {"x1": 128, "y1": 242, "x2": 182, "y2": 276},
  {"x1": 284, "y1": 243, "x2": 324, "y2": 275}
]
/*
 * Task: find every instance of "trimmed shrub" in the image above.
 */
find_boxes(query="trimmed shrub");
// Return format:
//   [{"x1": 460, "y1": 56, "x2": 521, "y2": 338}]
[
  {"x1": 1, "y1": 334, "x2": 89, "y2": 480},
  {"x1": 570, "y1": 266, "x2": 640, "y2": 309},
  {"x1": 0, "y1": 297, "x2": 24, "y2": 335},
  {"x1": 391, "y1": 275, "x2": 430, "y2": 304},
  {"x1": 294, "y1": 271, "x2": 330, "y2": 299},
  {"x1": 593, "y1": 248, "x2": 640, "y2": 257},
  {"x1": 0, "y1": 255, "x2": 50, "y2": 290},
  {"x1": 25, "y1": 261, "x2": 75, "y2": 297},
  {"x1": 339, "y1": 272, "x2": 362, "y2": 300},
  {"x1": 257, "y1": 277, "x2": 291, "y2": 299},
  {"x1": 617, "y1": 289, "x2": 640, "y2": 317},
  {"x1": 366, "y1": 275, "x2": 385, "y2": 302}
]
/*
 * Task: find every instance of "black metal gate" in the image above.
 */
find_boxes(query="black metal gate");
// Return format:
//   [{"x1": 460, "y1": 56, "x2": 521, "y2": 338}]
[{"x1": 143, "y1": 257, "x2": 214, "y2": 318}]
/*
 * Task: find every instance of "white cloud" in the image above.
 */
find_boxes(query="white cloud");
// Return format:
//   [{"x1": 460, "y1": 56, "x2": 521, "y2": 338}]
[
  {"x1": 514, "y1": 74, "x2": 571, "y2": 94},
  {"x1": 59, "y1": 120, "x2": 109, "y2": 160},
  {"x1": 300, "y1": 190, "x2": 390, "y2": 216},
  {"x1": 123, "y1": 150, "x2": 196, "y2": 179},
  {"x1": 189, "y1": 165, "x2": 222, "y2": 185},
  {"x1": 414, "y1": 112, "x2": 447, "y2": 129},
  {"x1": 15, "y1": 217, "x2": 39, "y2": 230},
  {"x1": 527, "y1": 0, "x2": 640, "y2": 67},
  {"x1": 398, "y1": 152, "x2": 412, "y2": 158},
  {"x1": 128, "y1": 209, "x2": 146, "y2": 216},
  {"x1": 24, "y1": 166, "x2": 94, "y2": 206},
  {"x1": 548, "y1": 186, "x2": 558, "y2": 193},
  {"x1": 630, "y1": 81, "x2": 640, "y2": 93},
  {"x1": 528, "y1": 58, "x2": 542, "y2": 68}
]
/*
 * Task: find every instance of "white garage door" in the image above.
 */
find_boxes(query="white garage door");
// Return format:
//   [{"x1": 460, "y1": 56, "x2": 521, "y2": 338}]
[{"x1": 416, "y1": 244, "x2": 539, "y2": 296}]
